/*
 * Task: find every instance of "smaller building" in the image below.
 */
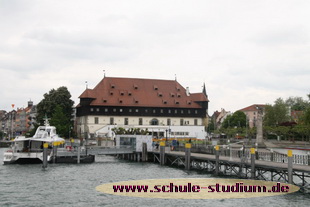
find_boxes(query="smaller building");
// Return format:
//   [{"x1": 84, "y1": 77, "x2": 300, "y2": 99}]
[
  {"x1": 211, "y1": 108, "x2": 231, "y2": 129},
  {"x1": 239, "y1": 104, "x2": 265, "y2": 128},
  {"x1": 116, "y1": 134, "x2": 153, "y2": 152}
]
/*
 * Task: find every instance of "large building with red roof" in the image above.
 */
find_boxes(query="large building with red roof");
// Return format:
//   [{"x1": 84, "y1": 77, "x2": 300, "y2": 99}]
[{"x1": 76, "y1": 77, "x2": 209, "y2": 139}]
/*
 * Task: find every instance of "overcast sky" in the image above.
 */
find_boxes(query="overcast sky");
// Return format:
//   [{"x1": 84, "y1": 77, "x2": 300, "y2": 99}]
[{"x1": 1, "y1": 0, "x2": 309, "y2": 114}]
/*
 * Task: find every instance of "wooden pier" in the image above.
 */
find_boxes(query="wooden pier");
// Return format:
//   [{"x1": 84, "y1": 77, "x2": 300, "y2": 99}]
[{"x1": 149, "y1": 144, "x2": 310, "y2": 188}]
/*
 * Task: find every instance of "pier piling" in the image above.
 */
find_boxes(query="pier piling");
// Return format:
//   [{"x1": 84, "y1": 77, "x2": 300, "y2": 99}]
[
  {"x1": 185, "y1": 143, "x2": 191, "y2": 170},
  {"x1": 77, "y1": 146, "x2": 80, "y2": 164},
  {"x1": 42, "y1": 143, "x2": 48, "y2": 169},
  {"x1": 288, "y1": 150, "x2": 293, "y2": 184},
  {"x1": 215, "y1": 145, "x2": 219, "y2": 175},
  {"x1": 160, "y1": 142, "x2": 165, "y2": 165},
  {"x1": 250, "y1": 148, "x2": 255, "y2": 179}
]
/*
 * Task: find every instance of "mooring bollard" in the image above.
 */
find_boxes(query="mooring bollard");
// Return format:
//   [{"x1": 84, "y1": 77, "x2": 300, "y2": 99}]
[
  {"x1": 288, "y1": 150, "x2": 293, "y2": 184},
  {"x1": 185, "y1": 143, "x2": 191, "y2": 170},
  {"x1": 251, "y1": 148, "x2": 255, "y2": 179},
  {"x1": 160, "y1": 141, "x2": 165, "y2": 165},
  {"x1": 42, "y1": 143, "x2": 48, "y2": 169},
  {"x1": 215, "y1": 145, "x2": 219, "y2": 175}
]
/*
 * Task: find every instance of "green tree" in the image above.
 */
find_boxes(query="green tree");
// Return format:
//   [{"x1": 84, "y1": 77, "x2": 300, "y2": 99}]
[
  {"x1": 264, "y1": 98, "x2": 290, "y2": 127},
  {"x1": 36, "y1": 86, "x2": 74, "y2": 125},
  {"x1": 222, "y1": 111, "x2": 246, "y2": 129},
  {"x1": 285, "y1": 96, "x2": 310, "y2": 111},
  {"x1": 50, "y1": 105, "x2": 71, "y2": 137},
  {"x1": 207, "y1": 118, "x2": 216, "y2": 132},
  {"x1": 36, "y1": 86, "x2": 74, "y2": 138}
]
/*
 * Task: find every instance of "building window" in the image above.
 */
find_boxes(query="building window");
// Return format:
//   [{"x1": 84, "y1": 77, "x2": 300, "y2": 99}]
[
  {"x1": 181, "y1": 110, "x2": 183, "y2": 114},
  {"x1": 175, "y1": 110, "x2": 178, "y2": 114},
  {"x1": 95, "y1": 117, "x2": 99, "y2": 124},
  {"x1": 188, "y1": 110, "x2": 191, "y2": 114},
  {"x1": 96, "y1": 108, "x2": 100, "y2": 112},
  {"x1": 167, "y1": 119, "x2": 171, "y2": 126},
  {"x1": 113, "y1": 108, "x2": 116, "y2": 112},
  {"x1": 90, "y1": 108, "x2": 94, "y2": 112},
  {"x1": 180, "y1": 119, "x2": 184, "y2": 126},
  {"x1": 145, "y1": 109, "x2": 148, "y2": 113},
  {"x1": 120, "y1": 109, "x2": 123, "y2": 112},
  {"x1": 139, "y1": 118, "x2": 143, "y2": 125},
  {"x1": 105, "y1": 108, "x2": 108, "y2": 112},
  {"x1": 136, "y1": 109, "x2": 139, "y2": 113},
  {"x1": 150, "y1": 118, "x2": 159, "y2": 125},
  {"x1": 195, "y1": 110, "x2": 198, "y2": 114},
  {"x1": 168, "y1": 109, "x2": 171, "y2": 114},
  {"x1": 129, "y1": 109, "x2": 132, "y2": 113},
  {"x1": 110, "y1": 117, "x2": 114, "y2": 125},
  {"x1": 194, "y1": 119, "x2": 198, "y2": 125},
  {"x1": 160, "y1": 109, "x2": 163, "y2": 113},
  {"x1": 124, "y1": 118, "x2": 128, "y2": 125},
  {"x1": 153, "y1": 109, "x2": 156, "y2": 113}
]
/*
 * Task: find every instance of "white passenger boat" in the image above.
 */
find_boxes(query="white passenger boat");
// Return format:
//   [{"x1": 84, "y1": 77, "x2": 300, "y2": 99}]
[{"x1": 3, "y1": 120, "x2": 65, "y2": 164}]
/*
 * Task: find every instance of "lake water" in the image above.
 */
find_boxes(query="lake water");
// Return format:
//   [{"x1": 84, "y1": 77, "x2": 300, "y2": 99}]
[{"x1": 0, "y1": 148, "x2": 309, "y2": 207}]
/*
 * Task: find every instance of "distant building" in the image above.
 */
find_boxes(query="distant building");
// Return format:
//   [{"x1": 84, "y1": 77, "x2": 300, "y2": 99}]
[
  {"x1": 76, "y1": 77, "x2": 209, "y2": 139},
  {"x1": 1, "y1": 101, "x2": 36, "y2": 138},
  {"x1": 211, "y1": 109, "x2": 231, "y2": 129},
  {"x1": 15, "y1": 101, "x2": 35, "y2": 135},
  {"x1": 239, "y1": 104, "x2": 265, "y2": 128}
]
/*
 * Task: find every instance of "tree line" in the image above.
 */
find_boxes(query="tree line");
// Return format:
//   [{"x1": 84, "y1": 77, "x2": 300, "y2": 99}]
[{"x1": 209, "y1": 94, "x2": 310, "y2": 142}]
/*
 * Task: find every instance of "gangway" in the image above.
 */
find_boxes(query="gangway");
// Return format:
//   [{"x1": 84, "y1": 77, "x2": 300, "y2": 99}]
[{"x1": 56, "y1": 145, "x2": 134, "y2": 157}]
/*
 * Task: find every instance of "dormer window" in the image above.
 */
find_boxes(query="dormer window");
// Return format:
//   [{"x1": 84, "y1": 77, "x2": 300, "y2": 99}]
[
  {"x1": 120, "y1": 91, "x2": 124, "y2": 96},
  {"x1": 103, "y1": 99, "x2": 107, "y2": 103},
  {"x1": 176, "y1": 87, "x2": 180, "y2": 91},
  {"x1": 158, "y1": 92, "x2": 163, "y2": 97},
  {"x1": 187, "y1": 101, "x2": 191, "y2": 105},
  {"x1": 175, "y1": 100, "x2": 179, "y2": 104},
  {"x1": 177, "y1": 93, "x2": 181, "y2": 98},
  {"x1": 133, "y1": 84, "x2": 138, "y2": 89},
  {"x1": 119, "y1": 99, "x2": 123, "y2": 103},
  {"x1": 134, "y1": 99, "x2": 139, "y2": 104},
  {"x1": 163, "y1": 100, "x2": 167, "y2": 104},
  {"x1": 154, "y1": 85, "x2": 158, "y2": 90},
  {"x1": 111, "y1": 84, "x2": 115, "y2": 89},
  {"x1": 170, "y1": 93, "x2": 175, "y2": 97},
  {"x1": 110, "y1": 91, "x2": 114, "y2": 95},
  {"x1": 128, "y1": 91, "x2": 132, "y2": 96}
]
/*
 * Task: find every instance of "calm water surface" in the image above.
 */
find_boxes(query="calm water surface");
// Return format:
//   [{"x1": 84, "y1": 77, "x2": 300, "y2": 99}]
[{"x1": 0, "y1": 148, "x2": 309, "y2": 207}]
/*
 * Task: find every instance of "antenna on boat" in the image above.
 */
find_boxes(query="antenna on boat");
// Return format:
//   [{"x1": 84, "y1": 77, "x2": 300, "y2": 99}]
[{"x1": 43, "y1": 115, "x2": 50, "y2": 126}]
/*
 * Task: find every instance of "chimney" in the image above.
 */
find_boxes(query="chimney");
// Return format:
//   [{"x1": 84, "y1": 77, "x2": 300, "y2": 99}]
[{"x1": 186, "y1": 87, "x2": 190, "y2": 96}]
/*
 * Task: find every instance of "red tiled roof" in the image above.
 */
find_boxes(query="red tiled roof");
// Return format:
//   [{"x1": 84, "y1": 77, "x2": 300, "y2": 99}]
[
  {"x1": 239, "y1": 104, "x2": 266, "y2": 112},
  {"x1": 78, "y1": 77, "x2": 208, "y2": 108},
  {"x1": 79, "y1": 89, "x2": 96, "y2": 99}
]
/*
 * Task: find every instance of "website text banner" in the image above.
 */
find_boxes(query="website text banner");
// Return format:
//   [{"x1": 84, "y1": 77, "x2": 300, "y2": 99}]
[{"x1": 96, "y1": 178, "x2": 300, "y2": 199}]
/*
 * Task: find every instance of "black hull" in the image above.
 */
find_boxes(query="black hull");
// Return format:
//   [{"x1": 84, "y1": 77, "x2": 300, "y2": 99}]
[
  {"x1": 55, "y1": 155, "x2": 95, "y2": 164},
  {"x1": 4, "y1": 158, "x2": 42, "y2": 164}
]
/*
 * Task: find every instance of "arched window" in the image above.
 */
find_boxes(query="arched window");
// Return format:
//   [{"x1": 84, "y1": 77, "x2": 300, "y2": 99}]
[{"x1": 150, "y1": 118, "x2": 159, "y2": 125}]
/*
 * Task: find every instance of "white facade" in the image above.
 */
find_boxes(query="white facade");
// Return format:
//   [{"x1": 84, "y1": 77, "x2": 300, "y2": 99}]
[{"x1": 77, "y1": 115, "x2": 206, "y2": 139}]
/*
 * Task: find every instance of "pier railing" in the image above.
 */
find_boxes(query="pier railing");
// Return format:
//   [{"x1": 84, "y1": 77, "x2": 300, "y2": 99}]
[{"x1": 171, "y1": 144, "x2": 309, "y2": 166}]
